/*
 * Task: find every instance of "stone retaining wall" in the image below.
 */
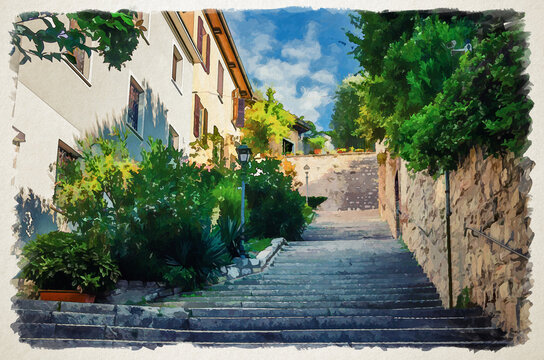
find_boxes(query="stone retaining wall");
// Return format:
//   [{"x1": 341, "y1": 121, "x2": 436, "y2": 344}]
[
  {"x1": 378, "y1": 148, "x2": 533, "y2": 342},
  {"x1": 287, "y1": 153, "x2": 379, "y2": 211}
]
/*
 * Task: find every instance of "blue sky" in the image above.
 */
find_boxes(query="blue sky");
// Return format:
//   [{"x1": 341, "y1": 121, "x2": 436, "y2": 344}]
[{"x1": 224, "y1": 8, "x2": 361, "y2": 131}]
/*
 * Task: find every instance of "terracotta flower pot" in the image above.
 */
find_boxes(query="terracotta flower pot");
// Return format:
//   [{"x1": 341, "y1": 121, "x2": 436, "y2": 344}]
[
  {"x1": 39, "y1": 290, "x2": 95, "y2": 303},
  {"x1": 313, "y1": 149, "x2": 322, "y2": 154}
]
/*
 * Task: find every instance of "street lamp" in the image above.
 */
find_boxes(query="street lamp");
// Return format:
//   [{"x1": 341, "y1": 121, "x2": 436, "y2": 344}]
[
  {"x1": 443, "y1": 39, "x2": 472, "y2": 309},
  {"x1": 236, "y1": 144, "x2": 252, "y2": 257},
  {"x1": 304, "y1": 164, "x2": 310, "y2": 205}
]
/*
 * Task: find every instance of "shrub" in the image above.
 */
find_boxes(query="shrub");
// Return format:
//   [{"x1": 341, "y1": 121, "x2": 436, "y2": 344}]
[
  {"x1": 306, "y1": 136, "x2": 326, "y2": 150},
  {"x1": 21, "y1": 231, "x2": 120, "y2": 294},
  {"x1": 210, "y1": 174, "x2": 248, "y2": 225},
  {"x1": 398, "y1": 29, "x2": 532, "y2": 174},
  {"x1": 308, "y1": 196, "x2": 327, "y2": 209},
  {"x1": 165, "y1": 225, "x2": 230, "y2": 289},
  {"x1": 217, "y1": 216, "x2": 244, "y2": 258},
  {"x1": 111, "y1": 139, "x2": 216, "y2": 282},
  {"x1": 245, "y1": 158, "x2": 309, "y2": 241}
]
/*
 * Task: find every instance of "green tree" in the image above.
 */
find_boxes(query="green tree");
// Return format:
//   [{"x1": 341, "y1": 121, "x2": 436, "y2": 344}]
[
  {"x1": 345, "y1": 10, "x2": 531, "y2": 174},
  {"x1": 350, "y1": 74, "x2": 386, "y2": 145},
  {"x1": 347, "y1": 13, "x2": 476, "y2": 154},
  {"x1": 328, "y1": 75, "x2": 367, "y2": 149},
  {"x1": 11, "y1": 10, "x2": 145, "y2": 71},
  {"x1": 242, "y1": 87, "x2": 297, "y2": 155},
  {"x1": 398, "y1": 28, "x2": 532, "y2": 174}
]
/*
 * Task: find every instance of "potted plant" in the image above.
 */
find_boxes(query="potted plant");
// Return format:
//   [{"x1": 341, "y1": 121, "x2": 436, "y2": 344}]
[
  {"x1": 21, "y1": 231, "x2": 120, "y2": 302},
  {"x1": 307, "y1": 136, "x2": 326, "y2": 155}
]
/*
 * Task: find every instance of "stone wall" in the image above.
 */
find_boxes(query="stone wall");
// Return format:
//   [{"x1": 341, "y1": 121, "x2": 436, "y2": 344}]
[
  {"x1": 378, "y1": 148, "x2": 533, "y2": 342},
  {"x1": 287, "y1": 153, "x2": 379, "y2": 211}
]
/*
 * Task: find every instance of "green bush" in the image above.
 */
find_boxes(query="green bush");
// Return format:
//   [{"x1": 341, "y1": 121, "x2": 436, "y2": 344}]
[
  {"x1": 50, "y1": 132, "x2": 313, "y2": 291},
  {"x1": 217, "y1": 216, "x2": 244, "y2": 258},
  {"x1": 245, "y1": 158, "x2": 309, "y2": 241},
  {"x1": 21, "y1": 231, "x2": 120, "y2": 294},
  {"x1": 307, "y1": 196, "x2": 327, "y2": 209},
  {"x1": 398, "y1": 29, "x2": 532, "y2": 174},
  {"x1": 210, "y1": 174, "x2": 248, "y2": 225},
  {"x1": 306, "y1": 136, "x2": 326, "y2": 150},
  {"x1": 165, "y1": 225, "x2": 230, "y2": 288}
]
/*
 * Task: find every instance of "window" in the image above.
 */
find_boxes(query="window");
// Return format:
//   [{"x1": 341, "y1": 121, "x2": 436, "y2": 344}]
[
  {"x1": 282, "y1": 139, "x2": 294, "y2": 155},
  {"x1": 127, "y1": 77, "x2": 144, "y2": 137},
  {"x1": 172, "y1": 46, "x2": 183, "y2": 89},
  {"x1": 55, "y1": 140, "x2": 79, "y2": 196},
  {"x1": 232, "y1": 89, "x2": 245, "y2": 128},
  {"x1": 217, "y1": 61, "x2": 224, "y2": 99},
  {"x1": 169, "y1": 125, "x2": 179, "y2": 150},
  {"x1": 193, "y1": 94, "x2": 208, "y2": 140},
  {"x1": 65, "y1": 19, "x2": 91, "y2": 81},
  {"x1": 197, "y1": 17, "x2": 211, "y2": 74}
]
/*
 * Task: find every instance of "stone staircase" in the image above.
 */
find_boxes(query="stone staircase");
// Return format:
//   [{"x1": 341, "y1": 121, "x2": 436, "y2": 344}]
[{"x1": 12, "y1": 212, "x2": 510, "y2": 349}]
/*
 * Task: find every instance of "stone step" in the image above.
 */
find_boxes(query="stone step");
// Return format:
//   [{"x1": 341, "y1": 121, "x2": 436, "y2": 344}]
[
  {"x1": 264, "y1": 267, "x2": 425, "y2": 276},
  {"x1": 189, "y1": 341, "x2": 509, "y2": 350},
  {"x1": 14, "y1": 308, "x2": 189, "y2": 329},
  {"x1": 198, "y1": 287, "x2": 439, "y2": 297},
  {"x1": 12, "y1": 322, "x2": 191, "y2": 342},
  {"x1": 14, "y1": 322, "x2": 504, "y2": 344},
  {"x1": 272, "y1": 255, "x2": 417, "y2": 263},
  {"x1": 246, "y1": 273, "x2": 430, "y2": 282},
  {"x1": 230, "y1": 277, "x2": 432, "y2": 287},
  {"x1": 178, "y1": 292, "x2": 440, "y2": 302},
  {"x1": 187, "y1": 328, "x2": 506, "y2": 343},
  {"x1": 271, "y1": 258, "x2": 419, "y2": 266},
  {"x1": 19, "y1": 338, "x2": 172, "y2": 350},
  {"x1": 188, "y1": 315, "x2": 492, "y2": 331},
  {"x1": 188, "y1": 307, "x2": 484, "y2": 318},
  {"x1": 20, "y1": 338, "x2": 509, "y2": 350},
  {"x1": 155, "y1": 299, "x2": 443, "y2": 309},
  {"x1": 210, "y1": 284, "x2": 438, "y2": 293}
]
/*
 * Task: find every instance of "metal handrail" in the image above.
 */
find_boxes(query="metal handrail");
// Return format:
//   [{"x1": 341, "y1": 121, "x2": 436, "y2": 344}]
[{"x1": 464, "y1": 226, "x2": 530, "y2": 260}]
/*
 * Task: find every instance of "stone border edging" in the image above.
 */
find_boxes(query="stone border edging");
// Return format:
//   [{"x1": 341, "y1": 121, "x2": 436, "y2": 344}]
[
  {"x1": 217, "y1": 237, "x2": 286, "y2": 281},
  {"x1": 104, "y1": 238, "x2": 287, "y2": 304}
]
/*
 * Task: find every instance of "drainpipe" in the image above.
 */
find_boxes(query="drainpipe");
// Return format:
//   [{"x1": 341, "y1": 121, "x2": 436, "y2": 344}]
[{"x1": 445, "y1": 170, "x2": 453, "y2": 308}]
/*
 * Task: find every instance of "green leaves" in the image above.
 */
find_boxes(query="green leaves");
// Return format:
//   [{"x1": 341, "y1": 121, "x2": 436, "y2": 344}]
[
  {"x1": 346, "y1": 11, "x2": 531, "y2": 174},
  {"x1": 242, "y1": 87, "x2": 298, "y2": 155},
  {"x1": 21, "y1": 231, "x2": 120, "y2": 293},
  {"x1": 329, "y1": 75, "x2": 369, "y2": 149},
  {"x1": 397, "y1": 29, "x2": 531, "y2": 174},
  {"x1": 11, "y1": 10, "x2": 140, "y2": 71}
]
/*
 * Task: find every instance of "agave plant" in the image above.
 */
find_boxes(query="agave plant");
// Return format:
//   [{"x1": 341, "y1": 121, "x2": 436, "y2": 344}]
[{"x1": 218, "y1": 217, "x2": 244, "y2": 258}]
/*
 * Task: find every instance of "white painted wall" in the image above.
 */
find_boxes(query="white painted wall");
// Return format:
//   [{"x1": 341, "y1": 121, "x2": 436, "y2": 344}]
[
  {"x1": 11, "y1": 12, "x2": 196, "y2": 242},
  {"x1": 191, "y1": 11, "x2": 239, "y2": 142},
  {"x1": 15, "y1": 12, "x2": 195, "y2": 158}
]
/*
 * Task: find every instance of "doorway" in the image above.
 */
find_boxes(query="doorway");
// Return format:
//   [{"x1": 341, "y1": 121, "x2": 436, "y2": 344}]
[{"x1": 394, "y1": 171, "x2": 401, "y2": 239}]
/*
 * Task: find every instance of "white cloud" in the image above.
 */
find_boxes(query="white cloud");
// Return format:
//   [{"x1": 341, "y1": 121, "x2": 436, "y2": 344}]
[
  {"x1": 229, "y1": 17, "x2": 337, "y2": 127},
  {"x1": 311, "y1": 70, "x2": 336, "y2": 85}
]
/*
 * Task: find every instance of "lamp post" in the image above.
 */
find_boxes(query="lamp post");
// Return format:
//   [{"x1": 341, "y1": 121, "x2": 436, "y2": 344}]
[
  {"x1": 236, "y1": 144, "x2": 252, "y2": 257},
  {"x1": 443, "y1": 39, "x2": 472, "y2": 308},
  {"x1": 304, "y1": 164, "x2": 310, "y2": 205}
]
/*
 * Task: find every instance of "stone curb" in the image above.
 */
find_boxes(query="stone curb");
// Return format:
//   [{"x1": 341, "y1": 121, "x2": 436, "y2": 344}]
[
  {"x1": 103, "y1": 238, "x2": 287, "y2": 304},
  {"x1": 217, "y1": 237, "x2": 287, "y2": 281}
]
